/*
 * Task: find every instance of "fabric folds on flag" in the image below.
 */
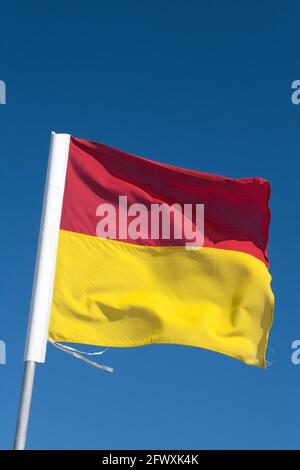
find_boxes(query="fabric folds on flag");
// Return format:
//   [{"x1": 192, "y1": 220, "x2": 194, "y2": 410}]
[{"x1": 48, "y1": 136, "x2": 274, "y2": 367}]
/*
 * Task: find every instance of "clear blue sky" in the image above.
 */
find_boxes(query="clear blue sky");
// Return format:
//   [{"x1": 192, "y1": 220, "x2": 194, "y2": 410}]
[{"x1": 1, "y1": 0, "x2": 300, "y2": 450}]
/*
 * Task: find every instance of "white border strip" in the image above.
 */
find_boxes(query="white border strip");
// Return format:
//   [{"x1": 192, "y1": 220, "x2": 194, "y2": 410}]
[{"x1": 24, "y1": 132, "x2": 71, "y2": 362}]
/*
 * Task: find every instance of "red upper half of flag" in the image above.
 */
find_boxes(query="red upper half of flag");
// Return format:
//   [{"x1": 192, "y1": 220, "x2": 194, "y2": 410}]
[{"x1": 60, "y1": 136, "x2": 271, "y2": 265}]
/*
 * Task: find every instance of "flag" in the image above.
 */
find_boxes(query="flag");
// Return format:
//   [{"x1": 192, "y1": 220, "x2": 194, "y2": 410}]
[{"x1": 48, "y1": 136, "x2": 274, "y2": 367}]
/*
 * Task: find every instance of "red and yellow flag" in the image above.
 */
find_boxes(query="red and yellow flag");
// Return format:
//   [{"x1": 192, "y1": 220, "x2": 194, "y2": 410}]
[{"x1": 48, "y1": 136, "x2": 274, "y2": 367}]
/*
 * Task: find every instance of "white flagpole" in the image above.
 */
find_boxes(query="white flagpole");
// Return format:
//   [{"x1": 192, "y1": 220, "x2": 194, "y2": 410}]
[
  {"x1": 14, "y1": 132, "x2": 71, "y2": 450},
  {"x1": 14, "y1": 361, "x2": 36, "y2": 450}
]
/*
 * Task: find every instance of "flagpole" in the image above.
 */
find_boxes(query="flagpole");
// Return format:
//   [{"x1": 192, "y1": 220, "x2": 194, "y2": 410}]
[
  {"x1": 13, "y1": 361, "x2": 36, "y2": 450},
  {"x1": 13, "y1": 132, "x2": 71, "y2": 450}
]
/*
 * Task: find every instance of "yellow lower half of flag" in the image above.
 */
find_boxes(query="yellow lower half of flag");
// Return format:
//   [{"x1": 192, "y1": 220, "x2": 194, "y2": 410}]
[{"x1": 49, "y1": 230, "x2": 274, "y2": 367}]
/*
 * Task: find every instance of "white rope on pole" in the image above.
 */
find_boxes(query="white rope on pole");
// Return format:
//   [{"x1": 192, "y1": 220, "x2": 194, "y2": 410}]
[{"x1": 48, "y1": 339, "x2": 113, "y2": 373}]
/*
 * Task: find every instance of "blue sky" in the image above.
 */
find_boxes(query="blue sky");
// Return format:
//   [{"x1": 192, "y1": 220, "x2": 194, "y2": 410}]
[{"x1": 1, "y1": 0, "x2": 300, "y2": 450}]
